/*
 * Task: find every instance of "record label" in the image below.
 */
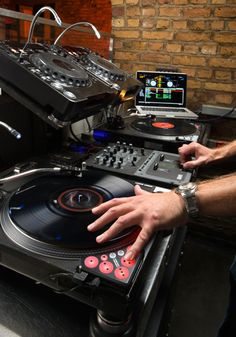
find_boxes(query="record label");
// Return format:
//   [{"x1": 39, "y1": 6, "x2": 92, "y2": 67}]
[{"x1": 152, "y1": 122, "x2": 175, "y2": 129}]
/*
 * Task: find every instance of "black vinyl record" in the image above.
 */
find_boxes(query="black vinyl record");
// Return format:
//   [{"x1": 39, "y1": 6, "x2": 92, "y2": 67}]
[
  {"x1": 3, "y1": 171, "x2": 137, "y2": 258},
  {"x1": 131, "y1": 117, "x2": 196, "y2": 136}
]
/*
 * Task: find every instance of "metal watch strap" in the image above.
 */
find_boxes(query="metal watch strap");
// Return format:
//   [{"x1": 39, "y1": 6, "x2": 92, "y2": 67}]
[{"x1": 175, "y1": 183, "x2": 199, "y2": 218}]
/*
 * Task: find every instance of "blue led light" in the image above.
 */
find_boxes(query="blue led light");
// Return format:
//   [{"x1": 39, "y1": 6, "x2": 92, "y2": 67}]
[
  {"x1": 70, "y1": 144, "x2": 87, "y2": 154},
  {"x1": 55, "y1": 234, "x2": 62, "y2": 241},
  {"x1": 93, "y1": 129, "x2": 111, "y2": 142}
]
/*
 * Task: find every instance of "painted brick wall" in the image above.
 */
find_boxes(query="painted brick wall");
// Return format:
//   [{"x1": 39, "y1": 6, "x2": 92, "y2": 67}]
[{"x1": 111, "y1": 0, "x2": 236, "y2": 111}]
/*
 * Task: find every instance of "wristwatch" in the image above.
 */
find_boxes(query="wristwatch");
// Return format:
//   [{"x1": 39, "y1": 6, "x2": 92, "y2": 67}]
[{"x1": 175, "y1": 182, "x2": 199, "y2": 218}]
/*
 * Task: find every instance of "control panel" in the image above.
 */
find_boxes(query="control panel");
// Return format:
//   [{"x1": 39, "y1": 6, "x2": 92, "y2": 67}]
[
  {"x1": 80, "y1": 245, "x2": 142, "y2": 286},
  {"x1": 86, "y1": 142, "x2": 192, "y2": 186}
]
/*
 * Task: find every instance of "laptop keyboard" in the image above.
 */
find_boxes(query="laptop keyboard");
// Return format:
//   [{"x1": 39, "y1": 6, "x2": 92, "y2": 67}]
[{"x1": 142, "y1": 107, "x2": 187, "y2": 112}]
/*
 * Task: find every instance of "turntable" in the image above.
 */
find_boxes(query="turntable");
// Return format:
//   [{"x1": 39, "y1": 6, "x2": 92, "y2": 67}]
[
  {"x1": 93, "y1": 115, "x2": 210, "y2": 153},
  {"x1": 0, "y1": 168, "x2": 142, "y2": 283},
  {"x1": 0, "y1": 155, "x2": 185, "y2": 336}
]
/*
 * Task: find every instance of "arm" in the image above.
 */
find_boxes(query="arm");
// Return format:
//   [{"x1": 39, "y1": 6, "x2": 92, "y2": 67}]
[
  {"x1": 88, "y1": 174, "x2": 236, "y2": 260},
  {"x1": 178, "y1": 141, "x2": 236, "y2": 169},
  {"x1": 196, "y1": 174, "x2": 236, "y2": 216}
]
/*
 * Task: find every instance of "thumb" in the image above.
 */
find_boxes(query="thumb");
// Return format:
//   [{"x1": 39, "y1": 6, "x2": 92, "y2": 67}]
[{"x1": 134, "y1": 184, "x2": 149, "y2": 195}]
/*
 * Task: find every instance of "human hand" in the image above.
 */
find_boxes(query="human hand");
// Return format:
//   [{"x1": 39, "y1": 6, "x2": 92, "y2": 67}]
[
  {"x1": 87, "y1": 185, "x2": 188, "y2": 260},
  {"x1": 178, "y1": 142, "x2": 215, "y2": 169}
]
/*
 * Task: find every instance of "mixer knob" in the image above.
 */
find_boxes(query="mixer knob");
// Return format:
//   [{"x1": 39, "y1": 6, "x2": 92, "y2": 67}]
[
  {"x1": 129, "y1": 148, "x2": 134, "y2": 154},
  {"x1": 116, "y1": 141, "x2": 121, "y2": 151},
  {"x1": 119, "y1": 157, "x2": 124, "y2": 163},
  {"x1": 117, "y1": 161, "x2": 122, "y2": 169},
  {"x1": 132, "y1": 156, "x2": 137, "y2": 162},
  {"x1": 123, "y1": 147, "x2": 127, "y2": 153},
  {"x1": 153, "y1": 162, "x2": 159, "y2": 171},
  {"x1": 160, "y1": 154, "x2": 165, "y2": 161},
  {"x1": 95, "y1": 156, "x2": 100, "y2": 164},
  {"x1": 113, "y1": 148, "x2": 117, "y2": 154},
  {"x1": 109, "y1": 159, "x2": 114, "y2": 167},
  {"x1": 141, "y1": 148, "x2": 145, "y2": 156}
]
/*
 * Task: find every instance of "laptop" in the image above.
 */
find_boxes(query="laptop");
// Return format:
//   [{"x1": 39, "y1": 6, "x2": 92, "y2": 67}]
[{"x1": 135, "y1": 70, "x2": 198, "y2": 119}]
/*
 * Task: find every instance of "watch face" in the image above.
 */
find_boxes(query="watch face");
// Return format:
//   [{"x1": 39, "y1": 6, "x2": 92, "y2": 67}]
[{"x1": 180, "y1": 182, "x2": 195, "y2": 191}]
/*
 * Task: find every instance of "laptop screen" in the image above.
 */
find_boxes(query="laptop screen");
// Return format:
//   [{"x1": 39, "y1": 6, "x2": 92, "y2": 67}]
[{"x1": 135, "y1": 71, "x2": 187, "y2": 108}]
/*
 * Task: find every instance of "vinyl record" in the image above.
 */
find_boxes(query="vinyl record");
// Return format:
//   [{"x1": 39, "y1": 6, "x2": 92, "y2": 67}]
[
  {"x1": 131, "y1": 117, "x2": 196, "y2": 136},
  {"x1": 2, "y1": 171, "x2": 138, "y2": 258}
]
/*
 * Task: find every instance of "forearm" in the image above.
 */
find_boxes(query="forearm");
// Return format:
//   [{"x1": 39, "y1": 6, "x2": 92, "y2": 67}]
[
  {"x1": 197, "y1": 174, "x2": 236, "y2": 217},
  {"x1": 211, "y1": 140, "x2": 236, "y2": 164}
]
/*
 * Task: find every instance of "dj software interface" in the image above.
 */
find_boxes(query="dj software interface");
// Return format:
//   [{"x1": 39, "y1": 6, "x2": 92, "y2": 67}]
[{"x1": 136, "y1": 72, "x2": 187, "y2": 106}]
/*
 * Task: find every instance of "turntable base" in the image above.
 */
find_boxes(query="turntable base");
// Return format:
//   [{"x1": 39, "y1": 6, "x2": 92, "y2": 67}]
[
  {"x1": 0, "y1": 155, "x2": 187, "y2": 337},
  {"x1": 93, "y1": 115, "x2": 210, "y2": 153}
]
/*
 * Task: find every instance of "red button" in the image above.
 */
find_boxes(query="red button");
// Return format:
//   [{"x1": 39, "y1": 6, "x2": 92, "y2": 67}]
[
  {"x1": 121, "y1": 257, "x2": 136, "y2": 267},
  {"x1": 99, "y1": 261, "x2": 114, "y2": 274},
  {"x1": 84, "y1": 256, "x2": 99, "y2": 269},
  {"x1": 114, "y1": 267, "x2": 130, "y2": 280},
  {"x1": 101, "y1": 254, "x2": 108, "y2": 261}
]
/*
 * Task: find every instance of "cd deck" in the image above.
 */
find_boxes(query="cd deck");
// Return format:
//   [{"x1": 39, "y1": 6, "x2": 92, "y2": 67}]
[{"x1": 0, "y1": 41, "x2": 142, "y2": 128}]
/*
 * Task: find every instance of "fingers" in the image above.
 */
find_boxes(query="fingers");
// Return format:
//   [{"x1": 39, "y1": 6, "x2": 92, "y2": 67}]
[
  {"x1": 182, "y1": 159, "x2": 200, "y2": 169},
  {"x1": 88, "y1": 203, "x2": 134, "y2": 232},
  {"x1": 95, "y1": 210, "x2": 142, "y2": 244},
  {"x1": 124, "y1": 227, "x2": 153, "y2": 260},
  {"x1": 178, "y1": 142, "x2": 197, "y2": 164},
  {"x1": 92, "y1": 196, "x2": 133, "y2": 215},
  {"x1": 134, "y1": 184, "x2": 150, "y2": 195}
]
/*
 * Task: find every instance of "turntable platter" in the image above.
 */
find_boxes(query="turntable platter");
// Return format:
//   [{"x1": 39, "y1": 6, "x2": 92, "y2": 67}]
[
  {"x1": 131, "y1": 117, "x2": 197, "y2": 136},
  {"x1": 2, "y1": 172, "x2": 138, "y2": 258}
]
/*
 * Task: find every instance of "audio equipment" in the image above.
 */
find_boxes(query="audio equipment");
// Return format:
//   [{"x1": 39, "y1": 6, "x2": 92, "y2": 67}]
[
  {"x1": 93, "y1": 115, "x2": 210, "y2": 153},
  {"x1": 0, "y1": 41, "x2": 142, "y2": 128},
  {"x1": 0, "y1": 151, "x2": 182, "y2": 325},
  {"x1": 86, "y1": 142, "x2": 192, "y2": 187}
]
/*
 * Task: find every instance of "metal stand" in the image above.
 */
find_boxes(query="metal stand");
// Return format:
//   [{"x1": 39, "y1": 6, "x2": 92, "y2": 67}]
[{"x1": 89, "y1": 310, "x2": 135, "y2": 337}]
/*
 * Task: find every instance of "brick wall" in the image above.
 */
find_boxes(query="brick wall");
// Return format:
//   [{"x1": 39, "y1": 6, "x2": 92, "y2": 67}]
[
  {"x1": 54, "y1": 0, "x2": 112, "y2": 58},
  {"x1": 111, "y1": 0, "x2": 236, "y2": 111},
  {"x1": 0, "y1": 0, "x2": 235, "y2": 110}
]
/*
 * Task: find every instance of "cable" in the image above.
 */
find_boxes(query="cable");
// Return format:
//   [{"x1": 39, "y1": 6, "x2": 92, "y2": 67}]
[
  {"x1": 85, "y1": 118, "x2": 92, "y2": 132},
  {"x1": 69, "y1": 124, "x2": 81, "y2": 142}
]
